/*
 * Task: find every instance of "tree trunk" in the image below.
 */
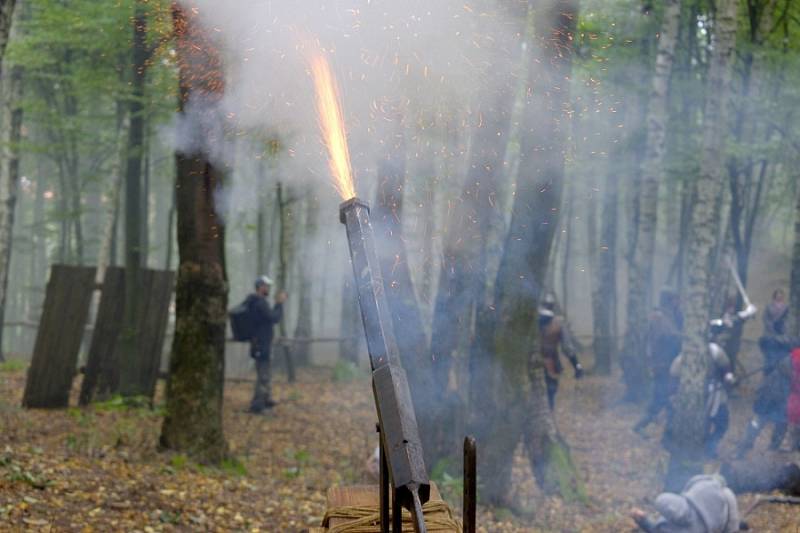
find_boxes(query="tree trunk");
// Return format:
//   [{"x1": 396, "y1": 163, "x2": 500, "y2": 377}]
[
  {"x1": 0, "y1": 1, "x2": 17, "y2": 66},
  {"x1": 723, "y1": 0, "x2": 777, "y2": 365},
  {"x1": 159, "y1": 2, "x2": 228, "y2": 464},
  {"x1": 620, "y1": 0, "x2": 682, "y2": 402},
  {"x1": 431, "y1": 31, "x2": 521, "y2": 467},
  {"x1": 276, "y1": 181, "x2": 295, "y2": 382},
  {"x1": 0, "y1": 60, "x2": 22, "y2": 361},
  {"x1": 791, "y1": 188, "x2": 800, "y2": 335},
  {"x1": 592, "y1": 145, "x2": 620, "y2": 374},
  {"x1": 96, "y1": 103, "x2": 127, "y2": 283},
  {"x1": 118, "y1": 1, "x2": 149, "y2": 397},
  {"x1": 664, "y1": 0, "x2": 738, "y2": 491},
  {"x1": 481, "y1": 0, "x2": 583, "y2": 503},
  {"x1": 292, "y1": 189, "x2": 317, "y2": 365}
]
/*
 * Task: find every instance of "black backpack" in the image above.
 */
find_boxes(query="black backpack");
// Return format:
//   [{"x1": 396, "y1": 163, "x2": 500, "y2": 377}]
[{"x1": 229, "y1": 297, "x2": 256, "y2": 342}]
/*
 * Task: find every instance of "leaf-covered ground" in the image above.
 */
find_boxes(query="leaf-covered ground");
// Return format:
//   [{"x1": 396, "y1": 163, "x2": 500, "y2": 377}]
[{"x1": 1, "y1": 360, "x2": 799, "y2": 532}]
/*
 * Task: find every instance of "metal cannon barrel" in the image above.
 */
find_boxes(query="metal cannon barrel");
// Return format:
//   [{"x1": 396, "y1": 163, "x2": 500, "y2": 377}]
[{"x1": 340, "y1": 197, "x2": 430, "y2": 532}]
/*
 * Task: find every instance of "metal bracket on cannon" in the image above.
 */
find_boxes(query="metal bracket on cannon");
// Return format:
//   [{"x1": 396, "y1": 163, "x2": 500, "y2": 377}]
[{"x1": 341, "y1": 198, "x2": 477, "y2": 533}]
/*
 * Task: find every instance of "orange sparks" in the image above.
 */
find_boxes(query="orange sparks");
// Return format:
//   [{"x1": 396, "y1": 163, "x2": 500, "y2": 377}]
[{"x1": 309, "y1": 51, "x2": 356, "y2": 200}]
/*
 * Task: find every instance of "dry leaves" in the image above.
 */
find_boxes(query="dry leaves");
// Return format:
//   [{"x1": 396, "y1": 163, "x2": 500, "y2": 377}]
[{"x1": 0, "y1": 364, "x2": 798, "y2": 532}]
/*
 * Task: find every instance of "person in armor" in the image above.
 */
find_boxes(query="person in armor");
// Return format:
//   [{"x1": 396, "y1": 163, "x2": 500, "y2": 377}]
[
  {"x1": 634, "y1": 289, "x2": 684, "y2": 434},
  {"x1": 669, "y1": 305, "x2": 755, "y2": 457},
  {"x1": 736, "y1": 289, "x2": 800, "y2": 456},
  {"x1": 538, "y1": 294, "x2": 583, "y2": 410}
]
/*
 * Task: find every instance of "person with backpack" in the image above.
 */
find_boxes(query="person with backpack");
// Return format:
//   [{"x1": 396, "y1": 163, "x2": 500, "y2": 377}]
[{"x1": 232, "y1": 275, "x2": 287, "y2": 413}]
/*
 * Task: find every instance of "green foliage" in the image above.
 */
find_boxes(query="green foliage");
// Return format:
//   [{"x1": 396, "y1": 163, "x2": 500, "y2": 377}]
[
  {"x1": 0, "y1": 359, "x2": 25, "y2": 372},
  {"x1": 332, "y1": 360, "x2": 363, "y2": 383},
  {"x1": 430, "y1": 457, "x2": 464, "y2": 505},
  {"x1": 221, "y1": 456, "x2": 248, "y2": 477}
]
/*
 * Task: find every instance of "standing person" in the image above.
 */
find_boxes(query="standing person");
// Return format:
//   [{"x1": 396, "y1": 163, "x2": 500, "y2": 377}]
[
  {"x1": 539, "y1": 294, "x2": 584, "y2": 410},
  {"x1": 736, "y1": 289, "x2": 800, "y2": 455},
  {"x1": 786, "y1": 348, "x2": 800, "y2": 451},
  {"x1": 246, "y1": 275, "x2": 287, "y2": 414},
  {"x1": 635, "y1": 289, "x2": 684, "y2": 434},
  {"x1": 669, "y1": 311, "x2": 753, "y2": 458}
]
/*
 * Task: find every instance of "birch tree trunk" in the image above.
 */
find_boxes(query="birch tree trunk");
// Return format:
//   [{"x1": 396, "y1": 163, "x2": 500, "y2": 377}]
[
  {"x1": 481, "y1": 0, "x2": 583, "y2": 503},
  {"x1": 160, "y1": 2, "x2": 228, "y2": 464},
  {"x1": 621, "y1": 0, "x2": 682, "y2": 402},
  {"x1": 0, "y1": 62, "x2": 22, "y2": 361},
  {"x1": 665, "y1": 0, "x2": 739, "y2": 490}
]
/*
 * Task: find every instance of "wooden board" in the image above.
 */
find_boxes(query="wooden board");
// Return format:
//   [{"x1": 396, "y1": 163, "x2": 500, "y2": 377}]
[
  {"x1": 22, "y1": 265, "x2": 97, "y2": 408},
  {"x1": 137, "y1": 268, "x2": 175, "y2": 399},
  {"x1": 79, "y1": 267, "x2": 175, "y2": 403},
  {"x1": 79, "y1": 266, "x2": 125, "y2": 405}
]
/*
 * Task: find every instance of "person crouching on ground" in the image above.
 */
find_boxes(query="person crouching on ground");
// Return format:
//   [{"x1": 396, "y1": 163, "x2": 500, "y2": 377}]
[
  {"x1": 630, "y1": 475, "x2": 741, "y2": 532},
  {"x1": 247, "y1": 275, "x2": 287, "y2": 414}
]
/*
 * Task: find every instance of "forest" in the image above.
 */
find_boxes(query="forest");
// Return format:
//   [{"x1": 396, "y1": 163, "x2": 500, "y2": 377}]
[{"x1": 1, "y1": 0, "x2": 800, "y2": 531}]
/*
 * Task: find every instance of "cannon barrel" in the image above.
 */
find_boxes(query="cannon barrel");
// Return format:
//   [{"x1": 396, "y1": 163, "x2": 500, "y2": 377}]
[{"x1": 340, "y1": 198, "x2": 430, "y2": 531}]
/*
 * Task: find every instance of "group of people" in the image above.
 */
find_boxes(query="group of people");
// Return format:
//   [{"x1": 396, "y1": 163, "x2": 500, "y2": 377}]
[
  {"x1": 537, "y1": 288, "x2": 800, "y2": 532},
  {"x1": 632, "y1": 288, "x2": 800, "y2": 457}
]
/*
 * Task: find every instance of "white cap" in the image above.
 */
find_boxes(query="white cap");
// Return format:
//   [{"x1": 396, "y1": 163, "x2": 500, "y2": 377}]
[{"x1": 255, "y1": 275, "x2": 274, "y2": 288}]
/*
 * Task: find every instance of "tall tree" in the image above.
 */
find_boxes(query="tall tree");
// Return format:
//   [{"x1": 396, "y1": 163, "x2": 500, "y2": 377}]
[
  {"x1": 480, "y1": 0, "x2": 583, "y2": 503},
  {"x1": 0, "y1": 61, "x2": 21, "y2": 362},
  {"x1": 160, "y1": 2, "x2": 228, "y2": 464},
  {"x1": 791, "y1": 186, "x2": 800, "y2": 335},
  {"x1": 292, "y1": 189, "x2": 317, "y2": 366},
  {"x1": 0, "y1": 0, "x2": 22, "y2": 361},
  {"x1": 0, "y1": 1, "x2": 17, "y2": 64},
  {"x1": 722, "y1": 0, "x2": 778, "y2": 364},
  {"x1": 430, "y1": 3, "x2": 525, "y2": 466},
  {"x1": 665, "y1": 0, "x2": 739, "y2": 490},
  {"x1": 620, "y1": 0, "x2": 682, "y2": 401},
  {"x1": 119, "y1": 0, "x2": 159, "y2": 397}
]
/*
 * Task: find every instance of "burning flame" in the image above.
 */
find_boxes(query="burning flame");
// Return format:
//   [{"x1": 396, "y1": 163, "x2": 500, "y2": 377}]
[{"x1": 310, "y1": 52, "x2": 356, "y2": 200}]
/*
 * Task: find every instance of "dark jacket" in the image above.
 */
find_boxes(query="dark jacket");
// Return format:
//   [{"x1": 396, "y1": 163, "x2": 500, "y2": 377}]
[
  {"x1": 648, "y1": 307, "x2": 683, "y2": 376},
  {"x1": 246, "y1": 294, "x2": 283, "y2": 359}
]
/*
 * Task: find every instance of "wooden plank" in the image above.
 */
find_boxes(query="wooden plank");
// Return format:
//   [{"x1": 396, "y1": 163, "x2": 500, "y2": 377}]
[
  {"x1": 139, "y1": 269, "x2": 175, "y2": 399},
  {"x1": 22, "y1": 265, "x2": 97, "y2": 408},
  {"x1": 79, "y1": 266, "x2": 126, "y2": 405}
]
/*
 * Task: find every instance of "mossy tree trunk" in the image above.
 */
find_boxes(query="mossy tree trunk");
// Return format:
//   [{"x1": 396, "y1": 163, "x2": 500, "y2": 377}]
[
  {"x1": 620, "y1": 0, "x2": 682, "y2": 402},
  {"x1": 664, "y1": 0, "x2": 738, "y2": 491},
  {"x1": 159, "y1": 2, "x2": 228, "y2": 465},
  {"x1": 480, "y1": 0, "x2": 583, "y2": 504}
]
